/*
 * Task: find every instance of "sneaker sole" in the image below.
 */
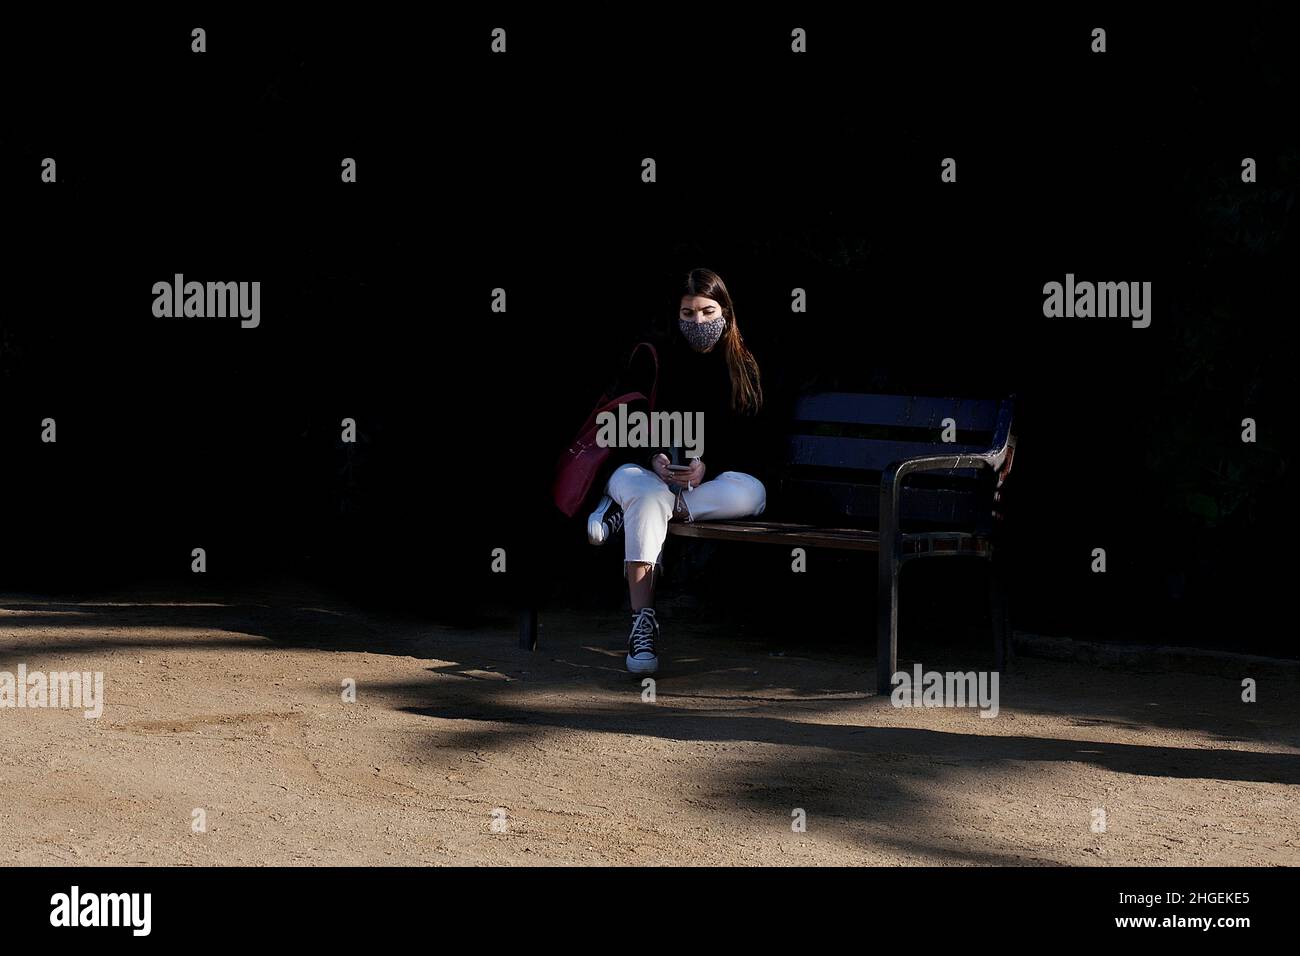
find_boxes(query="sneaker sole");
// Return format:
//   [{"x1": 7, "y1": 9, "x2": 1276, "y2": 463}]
[
  {"x1": 587, "y1": 496, "x2": 615, "y2": 546},
  {"x1": 626, "y1": 655, "x2": 659, "y2": 675}
]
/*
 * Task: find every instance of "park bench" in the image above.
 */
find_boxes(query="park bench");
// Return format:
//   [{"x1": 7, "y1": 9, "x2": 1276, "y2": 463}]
[
  {"x1": 665, "y1": 392, "x2": 1018, "y2": 695},
  {"x1": 521, "y1": 392, "x2": 1018, "y2": 696}
]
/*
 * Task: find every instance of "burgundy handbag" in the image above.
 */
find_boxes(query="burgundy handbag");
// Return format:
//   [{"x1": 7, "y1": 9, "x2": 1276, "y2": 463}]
[{"x1": 551, "y1": 342, "x2": 659, "y2": 518}]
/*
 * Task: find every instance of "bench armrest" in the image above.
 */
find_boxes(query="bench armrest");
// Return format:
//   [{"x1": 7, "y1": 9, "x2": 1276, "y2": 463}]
[{"x1": 877, "y1": 396, "x2": 1016, "y2": 552}]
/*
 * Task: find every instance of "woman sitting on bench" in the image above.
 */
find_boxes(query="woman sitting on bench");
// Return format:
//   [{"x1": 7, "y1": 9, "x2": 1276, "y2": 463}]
[{"x1": 587, "y1": 268, "x2": 768, "y2": 675}]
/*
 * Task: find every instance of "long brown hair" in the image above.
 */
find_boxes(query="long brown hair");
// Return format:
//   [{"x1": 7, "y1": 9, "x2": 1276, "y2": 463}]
[{"x1": 680, "y1": 268, "x2": 762, "y2": 414}]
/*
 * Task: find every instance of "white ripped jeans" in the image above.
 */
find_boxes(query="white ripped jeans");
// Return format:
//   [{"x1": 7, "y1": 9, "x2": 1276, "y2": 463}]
[{"x1": 605, "y1": 462, "x2": 767, "y2": 570}]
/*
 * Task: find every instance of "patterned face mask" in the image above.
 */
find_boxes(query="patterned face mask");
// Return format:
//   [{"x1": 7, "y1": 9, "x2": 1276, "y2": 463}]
[{"x1": 679, "y1": 316, "x2": 726, "y2": 352}]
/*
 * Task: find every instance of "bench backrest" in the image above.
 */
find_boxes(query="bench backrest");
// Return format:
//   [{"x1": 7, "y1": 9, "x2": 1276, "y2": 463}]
[{"x1": 780, "y1": 392, "x2": 1015, "y2": 528}]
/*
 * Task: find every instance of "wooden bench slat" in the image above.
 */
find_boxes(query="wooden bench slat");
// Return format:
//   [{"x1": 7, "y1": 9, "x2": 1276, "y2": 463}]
[
  {"x1": 668, "y1": 520, "x2": 882, "y2": 551},
  {"x1": 793, "y1": 393, "x2": 1002, "y2": 430},
  {"x1": 667, "y1": 521, "x2": 993, "y2": 556}
]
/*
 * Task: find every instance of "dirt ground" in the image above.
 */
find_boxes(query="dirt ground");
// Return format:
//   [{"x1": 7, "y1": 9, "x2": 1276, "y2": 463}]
[{"x1": 2, "y1": 580, "x2": 1297, "y2": 866}]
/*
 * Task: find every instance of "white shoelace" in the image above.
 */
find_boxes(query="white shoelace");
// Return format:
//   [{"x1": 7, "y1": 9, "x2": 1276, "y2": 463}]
[{"x1": 629, "y1": 609, "x2": 656, "y2": 655}]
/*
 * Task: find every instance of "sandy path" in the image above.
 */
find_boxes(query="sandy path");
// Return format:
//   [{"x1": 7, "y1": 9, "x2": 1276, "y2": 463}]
[{"x1": 2, "y1": 582, "x2": 1297, "y2": 866}]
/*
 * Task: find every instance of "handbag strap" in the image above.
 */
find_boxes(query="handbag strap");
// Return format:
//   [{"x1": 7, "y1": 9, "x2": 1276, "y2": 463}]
[
  {"x1": 627, "y1": 341, "x2": 660, "y2": 410},
  {"x1": 582, "y1": 341, "x2": 661, "y2": 423}
]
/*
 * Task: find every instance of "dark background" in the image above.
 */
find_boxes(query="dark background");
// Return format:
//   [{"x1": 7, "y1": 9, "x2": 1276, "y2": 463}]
[{"x1": 2, "y1": 8, "x2": 1294, "y2": 655}]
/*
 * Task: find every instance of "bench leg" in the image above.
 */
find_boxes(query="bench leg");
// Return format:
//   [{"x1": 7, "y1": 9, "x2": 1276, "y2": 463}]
[
  {"x1": 988, "y1": 554, "x2": 1010, "y2": 673},
  {"x1": 519, "y1": 606, "x2": 538, "y2": 651},
  {"x1": 876, "y1": 553, "x2": 900, "y2": 696}
]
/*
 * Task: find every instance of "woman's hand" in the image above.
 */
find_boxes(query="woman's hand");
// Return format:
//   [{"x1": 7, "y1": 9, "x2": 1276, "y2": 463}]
[
  {"x1": 666, "y1": 457, "x2": 706, "y2": 489},
  {"x1": 650, "y1": 453, "x2": 673, "y2": 483}
]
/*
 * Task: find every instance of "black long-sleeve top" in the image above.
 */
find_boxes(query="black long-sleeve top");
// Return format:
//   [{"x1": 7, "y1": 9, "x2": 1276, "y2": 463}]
[{"x1": 603, "y1": 331, "x2": 781, "y2": 492}]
